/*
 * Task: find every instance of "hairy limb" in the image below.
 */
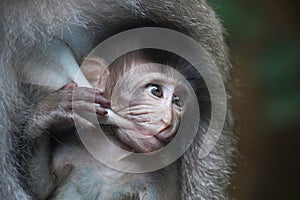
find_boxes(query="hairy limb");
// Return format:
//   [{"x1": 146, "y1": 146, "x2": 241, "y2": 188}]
[{"x1": 25, "y1": 83, "x2": 110, "y2": 138}]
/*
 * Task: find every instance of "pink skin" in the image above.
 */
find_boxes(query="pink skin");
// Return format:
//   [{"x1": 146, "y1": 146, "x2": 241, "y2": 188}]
[
  {"x1": 80, "y1": 60, "x2": 187, "y2": 153},
  {"x1": 25, "y1": 81, "x2": 112, "y2": 140},
  {"x1": 110, "y1": 70, "x2": 186, "y2": 153}
]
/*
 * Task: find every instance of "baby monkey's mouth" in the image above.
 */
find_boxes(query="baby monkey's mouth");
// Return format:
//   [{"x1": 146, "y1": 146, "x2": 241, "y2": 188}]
[
  {"x1": 116, "y1": 120, "x2": 178, "y2": 153},
  {"x1": 100, "y1": 109, "x2": 179, "y2": 153},
  {"x1": 155, "y1": 125, "x2": 177, "y2": 142}
]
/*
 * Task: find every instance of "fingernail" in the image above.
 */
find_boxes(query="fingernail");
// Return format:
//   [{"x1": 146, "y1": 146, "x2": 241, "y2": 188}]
[{"x1": 96, "y1": 90, "x2": 104, "y2": 94}]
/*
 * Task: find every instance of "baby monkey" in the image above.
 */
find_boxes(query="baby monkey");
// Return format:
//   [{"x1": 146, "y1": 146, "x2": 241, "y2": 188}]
[
  {"x1": 27, "y1": 49, "x2": 192, "y2": 153},
  {"x1": 81, "y1": 50, "x2": 191, "y2": 153}
]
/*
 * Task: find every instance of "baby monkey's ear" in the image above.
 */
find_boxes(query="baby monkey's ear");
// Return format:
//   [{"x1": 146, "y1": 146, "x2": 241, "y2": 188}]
[{"x1": 80, "y1": 57, "x2": 110, "y2": 92}]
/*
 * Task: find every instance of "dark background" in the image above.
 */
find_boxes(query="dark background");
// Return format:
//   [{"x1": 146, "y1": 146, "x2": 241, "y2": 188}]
[{"x1": 207, "y1": 0, "x2": 300, "y2": 199}]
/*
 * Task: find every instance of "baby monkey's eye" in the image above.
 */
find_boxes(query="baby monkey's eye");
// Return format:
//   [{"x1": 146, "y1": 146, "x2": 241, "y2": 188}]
[
  {"x1": 146, "y1": 84, "x2": 163, "y2": 98},
  {"x1": 172, "y1": 94, "x2": 184, "y2": 107}
]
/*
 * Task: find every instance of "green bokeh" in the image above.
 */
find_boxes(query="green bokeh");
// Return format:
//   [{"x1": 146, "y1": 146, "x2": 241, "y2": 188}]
[{"x1": 209, "y1": 0, "x2": 300, "y2": 128}]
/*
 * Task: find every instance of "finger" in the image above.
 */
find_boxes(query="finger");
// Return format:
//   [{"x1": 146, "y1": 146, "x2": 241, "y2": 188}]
[
  {"x1": 59, "y1": 101, "x2": 72, "y2": 112},
  {"x1": 73, "y1": 113, "x2": 96, "y2": 129},
  {"x1": 72, "y1": 101, "x2": 108, "y2": 117},
  {"x1": 61, "y1": 82, "x2": 77, "y2": 89},
  {"x1": 72, "y1": 101, "x2": 97, "y2": 113},
  {"x1": 96, "y1": 107, "x2": 108, "y2": 116},
  {"x1": 94, "y1": 95, "x2": 110, "y2": 108},
  {"x1": 72, "y1": 87, "x2": 110, "y2": 107}
]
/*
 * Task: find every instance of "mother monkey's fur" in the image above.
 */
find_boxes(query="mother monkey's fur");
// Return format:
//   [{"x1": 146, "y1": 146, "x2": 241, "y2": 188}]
[{"x1": 0, "y1": 0, "x2": 234, "y2": 199}]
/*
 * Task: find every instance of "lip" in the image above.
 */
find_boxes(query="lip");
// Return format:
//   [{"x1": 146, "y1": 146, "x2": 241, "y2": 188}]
[
  {"x1": 139, "y1": 126, "x2": 173, "y2": 138},
  {"x1": 118, "y1": 128, "x2": 165, "y2": 153},
  {"x1": 157, "y1": 125, "x2": 170, "y2": 135},
  {"x1": 155, "y1": 125, "x2": 177, "y2": 141}
]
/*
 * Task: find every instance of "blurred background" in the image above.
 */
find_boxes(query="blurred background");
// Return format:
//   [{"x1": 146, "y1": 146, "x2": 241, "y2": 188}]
[{"x1": 207, "y1": 0, "x2": 300, "y2": 199}]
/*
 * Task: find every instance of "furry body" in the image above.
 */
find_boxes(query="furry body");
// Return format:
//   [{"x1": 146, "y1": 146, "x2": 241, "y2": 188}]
[{"x1": 0, "y1": 0, "x2": 234, "y2": 199}]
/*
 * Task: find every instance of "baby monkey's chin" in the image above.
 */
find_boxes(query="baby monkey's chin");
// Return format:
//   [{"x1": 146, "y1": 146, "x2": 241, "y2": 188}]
[
  {"x1": 128, "y1": 124, "x2": 174, "y2": 139},
  {"x1": 155, "y1": 127, "x2": 177, "y2": 142},
  {"x1": 118, "y1": 132, "x2": 165, "y2": 153},
  {"x1": 116, "y1": 125, "x2": 176, "y2": 153}
]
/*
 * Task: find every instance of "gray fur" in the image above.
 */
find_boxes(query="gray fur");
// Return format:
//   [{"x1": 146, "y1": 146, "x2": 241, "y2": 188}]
[{"x1": 0, "y1": 0, "x2": 234, "y2": 199}]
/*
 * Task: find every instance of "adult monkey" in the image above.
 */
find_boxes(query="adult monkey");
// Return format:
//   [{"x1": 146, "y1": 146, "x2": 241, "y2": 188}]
[{"x1": 0, "y1": 0, "x2": 234, "y2": 200}]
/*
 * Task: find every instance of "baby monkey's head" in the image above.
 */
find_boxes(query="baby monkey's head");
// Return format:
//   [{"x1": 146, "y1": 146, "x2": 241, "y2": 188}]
[{"x1": 82, "y1": 49, "x2": 195, "y2": 153}]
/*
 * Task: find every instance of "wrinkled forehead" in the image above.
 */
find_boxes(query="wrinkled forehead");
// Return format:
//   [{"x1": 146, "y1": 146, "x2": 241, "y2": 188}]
[
  {"x1": 117, "y1": 63, "x2": 189, "y2": 92},
  {"x1": 127, "y1": 62, "x2": 187, "y2": 85}
]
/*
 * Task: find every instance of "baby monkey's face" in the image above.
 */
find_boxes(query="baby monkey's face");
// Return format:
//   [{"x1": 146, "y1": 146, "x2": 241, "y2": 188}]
[
  {"x1": 81, "y1": 57, "x2": 191, "y2": 153},
  {"x1": 110, "y1": 64, "x2": 191, "y2": 153}
]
